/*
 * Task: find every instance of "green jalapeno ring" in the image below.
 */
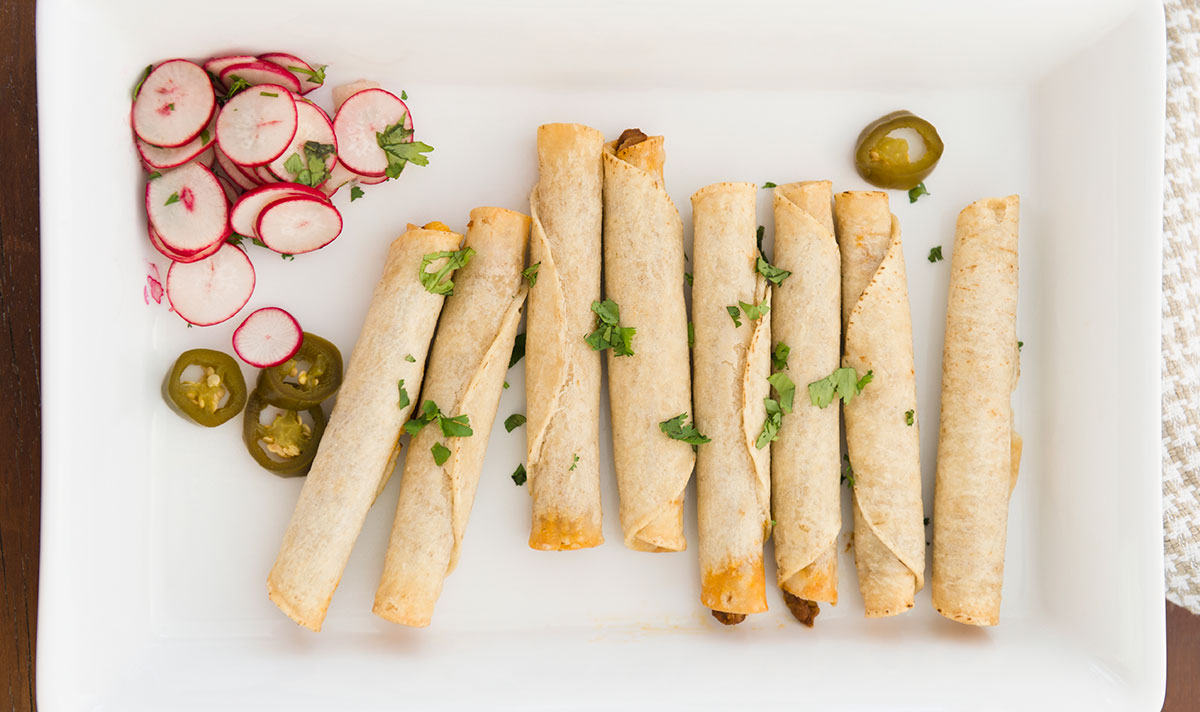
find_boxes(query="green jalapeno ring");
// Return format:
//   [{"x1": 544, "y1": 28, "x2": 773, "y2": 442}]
[
  {"x1": 256, "y1": 332, "x2": 344, "y2": 410},
  {"x1": 163, "y1": 348, "x2": 248, "y2": 427},
  {"x1": 242, "y1": 389, "x2": 327, "y2": 476},
  {"x1": 854, "y1": 110, "x2": 944, "y2": 190}
]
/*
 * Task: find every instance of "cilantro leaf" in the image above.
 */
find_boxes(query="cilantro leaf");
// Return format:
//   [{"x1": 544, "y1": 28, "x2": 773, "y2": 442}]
[
  {"x1": 401, "y1": 89, "x2": 408, "y2": 100},
  {"x1": 569, "y1": 454, "x2": 579, "y2": 471},
  {"x1": 419, "y1": 248, "x2": 475, "y2": 295},
  {"x1": 132, "y1": 64, "x2": 153, "y2": 100},
  {"x1": 223, "y1": 75, "x2": 250, "y2": 102},
  {"x1": 726, "y1": 305, "x2": 742, "y2": 327},
  {"x1": 511, "y1": 463, "x2": 527, "y2": 485},
  {"x1": 522, "y1": 262, "x2": 540, "y2": 287},
  {"x1": 908, "y1": 182, "x2": 930, "y2": 203},
  {"x1": 841, "y1": 454, "x2": 855, "y2": 487},
  {"x1": 283, "y1": 141, "x2": 335, "y2": 187},
  {"x1": 808, "y1": 367, "x2": 872, "y2": 408},
  {"x1": 504, "y1": 413, "x2": 526, "y2": 432},
  {"x1": 772, "y1": 342, "x2": 790, "y2": 371},
  {"x1": 226, "y1": 234, "x2": 244, "y2": 247},
  {"x1": 147, "y1": 171, "x2": 162, "y2": 180},
  {"x1": 439, "y1": 413, "x2": 473, "y2": 438},
  {"x1": 928, "y1": 246, "x2": 944, "y2": 263},
  {"x1": 739, "y1": 299, "x2": 770, "y2": 321},
  {"x1": 350, "y1": 185, "x2": 365, "y2": 202},
  {"x1": 164, "y1": 192, "x2": 180, "y2": 206},
  {"x1": 1018, "y1": 340, "x2": 1024, "y2": 351},
  {"x1": 431, "y1": 442, "x2": 451, "y2": 466},
  {"x1": 756, "y1": 225, "x2": 766, "y2": 257},
  {"x1": 684, "y1": 272, "x2": 693, "y2": 286},
  {"x1": 509, "y1": 333, "x2": 525, "y2": 368},
  {"x1": 767, "y1": 371, "x2": 796, "y2": 413},
  {"x1": 405, "y1": 354, "x2": 416, "y2": 363},
  {"x1": 376, "y1": 117, "x2": 433, "y2": 179},
  {"x1": 584, "y1": 300, "x2": 636, "y2": 356},
  {"x1": 755, "y1": 255, "x2": 791, "y2": 286},
  {"x1": 659, "y1": 413, "x2": 710, "y2": 450},
  {"x1": 905, "y1": 409, "x2": 915, "y2": 426},
  {"x1": 762, "y1": 181, "x2": 777, "y2": 189},
  {"x1": 688, "y1": 321, "x2": 695, "y2": 349},
  {"x1": 286, "y1": 64, "x2": 326, "y2": 85},
  {"x1": 199, "y1": 128, "x2": 210, "y2": 144},
  {"x1": 755, "y1": 398, "x2": 783, "y2": 449},
  {"x1": 397, "y1": 379, "x2": 410, "y2": 409},
  {"x1": 281, "y1": 253, "x2": 295, "y2": 261}
]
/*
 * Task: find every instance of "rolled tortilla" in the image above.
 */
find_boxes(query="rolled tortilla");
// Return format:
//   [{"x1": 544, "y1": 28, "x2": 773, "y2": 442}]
[
  {"x1": 525, "y1": 123, "x2": 605, "y2": 550},
  {"x1": 835, "y1": 191, "x2": 924, "y2": 618},
  {"x1": 692, "y1": 182, "x2": 772, "y2": 622},
  {"x1": 602, "y1": 130, "x2": 693, "y2": 552},
  {"x1": 932, "y1": 195, "x2": 1021, "y2": 627},
  {"x1": 267, "y1": 225, "x2": 462, "y2": 631},
  {"x1": 770, "y1": 181, "x2": 841, "y2": 616},
  {"x1": 373, "y1": 208, "x2": 530, "y2": 627}
]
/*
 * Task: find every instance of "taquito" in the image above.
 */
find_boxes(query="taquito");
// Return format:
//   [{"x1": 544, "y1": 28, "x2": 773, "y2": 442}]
[
  {"x1": 374, "y1": 207, "x2": 530, "y2": 627},
  {"x1": 525, "y1": 123, "x2": 605, "y2": 550},
  {"x1": 692, "y1": 182, "x2": 772, "y2": 624},
  {"x1": 771, "y1": 181, "x2": 841, "y2": 624},
  {"x1": 267, "y1": 224, "x2": 462, "y2": 631},
  {"x1": 835, "y1": 191, "x2": 924, "y2": 618},
  {"x1": 602, "y1": 129, "x2": 693, "y2": 552},
  {"x1": 932, "y1": 195, "x2": 1021, "y2": 626}
]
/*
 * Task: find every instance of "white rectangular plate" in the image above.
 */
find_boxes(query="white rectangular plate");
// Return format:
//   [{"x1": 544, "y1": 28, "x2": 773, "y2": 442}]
[{"x1": 36, "y1": 0, "x2": 1165, "y2": 709}]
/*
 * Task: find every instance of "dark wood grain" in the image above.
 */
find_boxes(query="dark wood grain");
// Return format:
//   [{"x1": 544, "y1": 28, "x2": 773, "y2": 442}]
[
  {"x1": 0, "y1": 0, "x2": 40, "y2": 710},
  {"x1": 0, "y1": 0, "x2": 1196, "y2": 709}
]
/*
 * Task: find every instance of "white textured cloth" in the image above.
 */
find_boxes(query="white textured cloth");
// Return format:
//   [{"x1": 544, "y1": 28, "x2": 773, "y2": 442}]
[{"x1": 1164, "y1": 0, "x2": 1200, "y2": 614}]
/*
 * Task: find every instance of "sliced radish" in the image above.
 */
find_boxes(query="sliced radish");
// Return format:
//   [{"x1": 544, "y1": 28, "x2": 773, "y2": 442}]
[
  {"x1": 232, "y1": 307, "x2": 303, "y2": 367},
  {"x1": 136, "y1": 112, "x2": 217, "y2": 170},
  {"x1": 216, "y1": 85, "x2": 297, "y2": 166},
  {"x1": 259, "y1": 53, "x2": 323, "y2": 95},
  {"x1": 254, "y1": 165, "x2": 281, "y2": 184},
  {"x1": 214, "y1": 146, "x2": 259, "y2": 191},
  {"x1": 256, "y1": 197, "x2": 343, "y2": 254},
  {"x1": 216, "y1": 174, "x2": 241, "y2": 203},
  {"x1": 333, "y1": 88, "x2": 412, "y2": 177},
  {"x1": 319, "y1": 162, "x2": 387, "y2": 197},
  {"x1": 148, "y1": 224, "x2": 223, "y2": 263},
  {"x1": 166, "y1": 243, "x2": 256, "y2": 326},
  {"x1": 267, "y1": 100, "x2": 337, "y2": 184},
  {"x1": 216, "y1": 145, "x2": 262, "y2": 189},
  {"x1": 332, "y1": 80, "x2": 380, "y2": 112},
  {"x1": 132, "y1": 60, "x2": 216, "y2": 148},
  {"x1": 219, "y1": 61, "x2": 303, "y2": 95},
  {"x1": 230, "y1": 183, "x2": 328, "y2": 238},
  {"x1": 203, "y1": 55, "x2": 257, "y2": 77},
  {"x1": 146, "y1": 162, "x2": 230, "y2": 256}
]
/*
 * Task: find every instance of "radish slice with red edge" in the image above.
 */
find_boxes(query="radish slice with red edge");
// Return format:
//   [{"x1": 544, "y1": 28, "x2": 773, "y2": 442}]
[
  {"x1": 203, "y1": 55, "x2": 257, "y2": 78},
  {"x1": 166, "y1": 243, "x2": 255, "y2": 326},
  {"x1": 232, "y1": 307, "x2": 303, "y2": 367},
  {"x1": 146, "y1": 162, "x2": 230, "y2": 256},
  {"x1": 219, "y1": 61, "x2": 303, "y2": 95},
  {"x1": 333, "y1": 88, "x2": 414, "y2": 177},
  {"x1": 136, "y1": 112, "x2": 217, "y2": 171},
  {"x1": 332, "y1": 80, "x2": 380, "y2": 112},
  {"x1": 259, "y1": 53, "x2": 324, "y2": 94},
  {"x1": 230, "y1": 183, "x2": 328, "y2": 238},
  {"x1": 132, "y1": 59, "x2": 216, "y2": 148},
  {"x1": 216, "y1": 174, "x2": 241, "y2": 203},
  {"x1": 267, "y1": 100, "x2": 337, "y2": 185},
  {"x1": 216, "y1": 85, "x2": 297, "y2": 166},
  {"x1": 148, "y1": 224, "x2": 223, "y2": 264},
  {"x1": 215, "y1": 146, "x2": 259, "y2": 191},
  {"x1": 256, "y1": 196, "x2": 343, "y2": 254}
]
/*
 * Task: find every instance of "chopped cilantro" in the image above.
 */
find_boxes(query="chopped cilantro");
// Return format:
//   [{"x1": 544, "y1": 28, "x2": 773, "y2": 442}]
[
  {"x1": 684, "y1": 272, "x2": 693, "y2": 286},
  {"x1": 504, "y1": 413, "x2": 526, "y2": 432},
  {"x1": 928, "y1": 246, "x2": 944, "y2": 263},
  {"x1": 755, "y1": 255, "x2": 791, "y2": 286},
  {"x1": 772, "y1": 342, "x2": 790, "y2": 371},
  {"x1": 908, "y1": 182, "x2": 930, "y2": 203},
  {"x1": 259, "y1": 91, "x2": 279, "y2": 98},
  {"x1": 132, "y1": 64, "x2": 152, "y2": 100},
  {"x1": 405, "y1": 354, "x2": 416, "y2": 363},
  {"x1": 350, "y1": 185, "x2": 365, "y2": 202},
  {"x1": 767, "y1": 371, "x2": 796, "y2": 413},
  {"x1": 431, "y1": 442, "x2": 451, "y2": 466},
  {"x1": 164, "y1": 192, "x2": 180, "y2": 206},
  {"x1": 905, "y1": 409, "x2": 915, "y2": 426},
  {"x1": 397, "y1": 379, "x2": 410, "y2": 409},
  {"x1": 286, "y1": 64, "x2": 326, "y2": 85},
  {"x1": 808, "y1": 367, "x2": 873, "y2": 408},
  {"x1": 659, "y1": 413, "x2": 710, "y2": 451},
  {"x1": 522, "y1": 262, "x2": 540, "y2": 287},
  {"x1": 509, "y1": 333, "x2": 525, "y2": 368},
  {"x1": 376, "y1": 117, "x2": 433, "y2": 179},
  {"x1": 584, "y1": 300, "x2": 635, "y2": 356},
  {"x1": 762, "y1": 181, "x2": 777, "y2": 189},
  {"x1": 511, "y1": 463, "x2": 527, "y2": 485},
  {"x1": 419, "y1": 248, "x2": 475, "y2": 295},
  {"x1": 726, "y1": 305, "x2": 742, "y2": 327},
  {"x1": 569, "y1": 454, "x2": 579, "y2": 471}
]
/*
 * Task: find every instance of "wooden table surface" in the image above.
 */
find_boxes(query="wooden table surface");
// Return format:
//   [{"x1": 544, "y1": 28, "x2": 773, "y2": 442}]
[{"x1": 2, "y1": 0, "x2": 1198, "y2": 709}]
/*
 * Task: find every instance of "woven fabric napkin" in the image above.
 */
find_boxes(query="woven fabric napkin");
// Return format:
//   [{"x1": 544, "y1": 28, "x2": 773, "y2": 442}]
[{"x1": 1164, "y1": 0, "x2": 1200, "y2": 614}]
